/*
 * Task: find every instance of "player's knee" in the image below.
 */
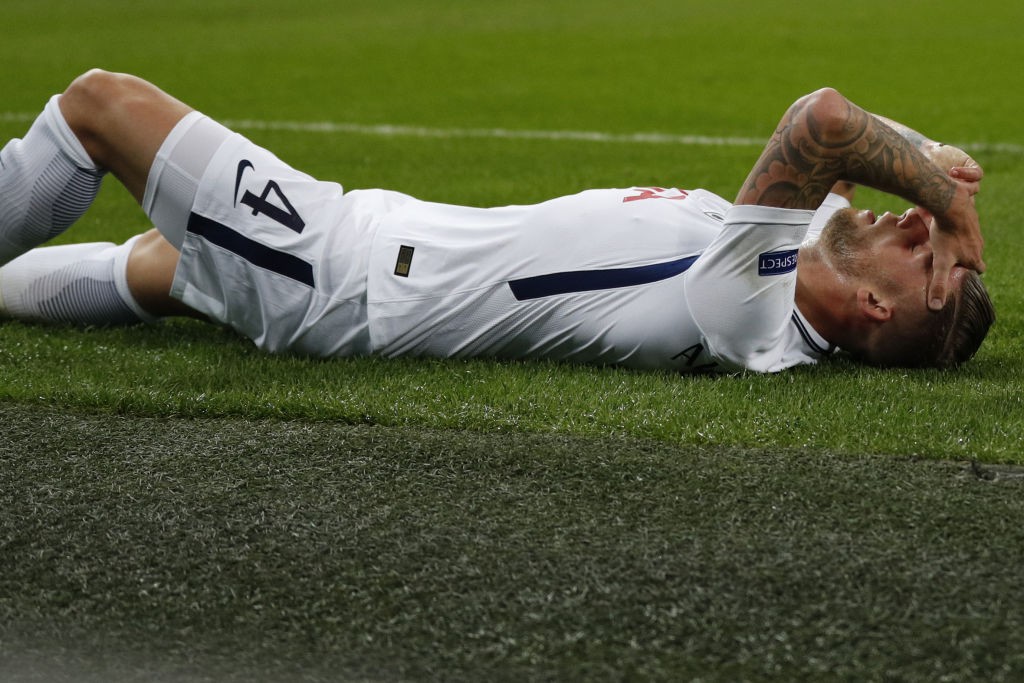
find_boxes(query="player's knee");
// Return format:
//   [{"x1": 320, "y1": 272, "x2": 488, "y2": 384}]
[
  {"x1": 62, "y1": 69, "x2": 125, "y2": 122},
  {"x1": 61, "y1": 69, "x2": 146, "y2": 162}
]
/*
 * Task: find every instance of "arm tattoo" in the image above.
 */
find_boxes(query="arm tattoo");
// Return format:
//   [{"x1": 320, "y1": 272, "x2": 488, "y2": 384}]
[{"x1": 737, "y1": 95, "x2": 955, "y2": 213}]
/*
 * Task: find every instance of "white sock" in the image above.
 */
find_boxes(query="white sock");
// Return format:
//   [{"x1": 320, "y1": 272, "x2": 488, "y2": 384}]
[
  {"x1": 0, "y1": 237, "x2": 157, "y2": 326},
  {"x1": 0, "y1": 95, "x2": 106, "y2": 265}
]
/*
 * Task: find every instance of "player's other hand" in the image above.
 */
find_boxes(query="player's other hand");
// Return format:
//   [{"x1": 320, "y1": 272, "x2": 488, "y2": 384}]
[
  {"x1": 928, "y1": 143, "x2": 981, "y2": 177},
  {"x1": 915, "y1": 159, "x2": 985, "y2": 311},
  {"x1": 927, "y1": 178, "x2": 985, "y2": 311},
  {"x1": 950, "y1": 164, "x2": 983, "y2": 200}
]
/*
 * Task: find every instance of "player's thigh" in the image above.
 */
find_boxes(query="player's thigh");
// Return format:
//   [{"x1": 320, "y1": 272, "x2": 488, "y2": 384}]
[{"x1": 126, "y1": 229, "x2": 203, "y2": 318}]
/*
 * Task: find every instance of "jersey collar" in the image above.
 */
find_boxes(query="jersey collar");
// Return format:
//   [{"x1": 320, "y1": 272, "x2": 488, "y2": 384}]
[{"x1": 791, "y1": 308, "x2": 836, "y2": 358}]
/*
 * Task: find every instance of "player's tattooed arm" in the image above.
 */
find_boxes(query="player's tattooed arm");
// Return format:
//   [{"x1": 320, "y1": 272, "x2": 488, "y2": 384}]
[
  {"x1": 875, "y1": 113, "x2": 983, "y2": 183},
  {"x1": 735, "y1": 87, "x2": 956, "y2": 215},
  {"x1": 736, "y1": 87, "x2": 985, "y2": 311}
]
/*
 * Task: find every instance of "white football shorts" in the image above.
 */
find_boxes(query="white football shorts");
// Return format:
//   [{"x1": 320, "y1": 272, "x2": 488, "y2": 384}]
[{"x1": 143, "y1": 112, "x2": 410, "y2": 356}]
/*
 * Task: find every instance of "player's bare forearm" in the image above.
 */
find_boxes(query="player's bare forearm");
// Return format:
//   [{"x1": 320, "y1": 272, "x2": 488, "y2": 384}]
[
  {"x1": 870, "y1": 113, "x2": 933, "y2": 151},
  {"x1": 736, "y1": 88, "x2": 956, "y2": 217},
  {"x1": 874, "y1": 113, "x2": 981, "y2": 178}
]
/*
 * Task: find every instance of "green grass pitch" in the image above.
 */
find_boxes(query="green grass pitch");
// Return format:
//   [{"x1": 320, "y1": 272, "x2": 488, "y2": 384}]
[{"x1": 2, "y1": 1, "x2": 1024, "y2": 680}]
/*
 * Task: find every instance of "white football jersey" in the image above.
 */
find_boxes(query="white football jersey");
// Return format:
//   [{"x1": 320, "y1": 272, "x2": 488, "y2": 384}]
[
  {"x1": 162, "y1": 122, "x2": 843, "y2": 372},
  {"x1": 365, "y1": 187, "x2": 840, "y2": 373}
]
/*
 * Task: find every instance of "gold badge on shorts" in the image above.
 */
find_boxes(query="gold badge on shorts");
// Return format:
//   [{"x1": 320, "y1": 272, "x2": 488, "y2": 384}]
[{"x1": 394, "y1": 245, "x2": 415, "y2": 277}]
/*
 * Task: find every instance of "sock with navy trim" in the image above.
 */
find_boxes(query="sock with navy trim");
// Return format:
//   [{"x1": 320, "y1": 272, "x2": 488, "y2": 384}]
[
  {"x1": 0, "y1": 237, "x2": 156, "y2": 326},
  {"x1": 0, "y1": 95, "x2": 105, "y2": 266}
]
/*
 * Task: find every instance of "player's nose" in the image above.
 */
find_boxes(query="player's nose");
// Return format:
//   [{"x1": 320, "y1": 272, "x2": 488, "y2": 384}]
[{"x1": 897, "y1": 209, "x2": 929, "y2": 240}]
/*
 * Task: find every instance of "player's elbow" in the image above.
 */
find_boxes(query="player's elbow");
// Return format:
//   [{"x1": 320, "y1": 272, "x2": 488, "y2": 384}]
[{"x1": 795, "y1": 87, "x2": 853, "y2": 147}]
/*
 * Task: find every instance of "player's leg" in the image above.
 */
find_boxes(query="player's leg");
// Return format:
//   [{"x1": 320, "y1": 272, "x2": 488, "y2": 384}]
[
  {"x1": 0, "y1": 69, "x2": 191, "y2": 267},
  {"x1": 0, "y1": 90, "x2": 104, "y2": 265},
  {"x1": 0, "y1": 228, "x2": 201, "y2": 325},
  {"x1": 124, "y1": 229, "x2": 202, "y2": 318},
  {"x1": 0, "y1": 69, "x2": 368, "y2": 352},
  {"x1": 0, "y1": 69, "x2": 205, "y2": 326},
  {"x1": 57, "y1": 69, "x2": 193, "y2": 206}
]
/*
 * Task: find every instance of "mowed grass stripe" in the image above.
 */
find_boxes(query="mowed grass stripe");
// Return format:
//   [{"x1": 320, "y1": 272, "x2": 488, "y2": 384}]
[{"x1": 3, "y1": 402, "x2": 1024, "y2": 682}]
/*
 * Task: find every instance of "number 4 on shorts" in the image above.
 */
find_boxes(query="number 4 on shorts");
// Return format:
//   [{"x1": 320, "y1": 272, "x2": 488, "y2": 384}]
[{"x1": 240, "y1": 179, "x2": 306, "y2": 233}]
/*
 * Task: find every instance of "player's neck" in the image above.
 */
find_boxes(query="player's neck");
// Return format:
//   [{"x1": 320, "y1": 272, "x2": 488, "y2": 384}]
[{"x1": 795, "y1": 246, "x2": 862, "y2": 349}]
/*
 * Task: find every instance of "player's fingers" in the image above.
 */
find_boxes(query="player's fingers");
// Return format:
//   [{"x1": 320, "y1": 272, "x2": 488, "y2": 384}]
[
  {"x1": 950, "y1": 165, "x2": 984, "y2": 182},
  {"x1": 963, "y1": 229, "x2": 987, "y2": 274},
  {"x1": 928, "y1": 262, "x2": 953, "y2": 311},
  {"x1": 951, "y1": 238, "x2": 987, "y2": 275},
  {"x1": 960, "y1": 179, "x2": 982, "y2": 198}
]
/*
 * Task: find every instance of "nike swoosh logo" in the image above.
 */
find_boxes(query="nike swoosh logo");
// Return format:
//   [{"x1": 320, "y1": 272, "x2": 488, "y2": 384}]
[{"x1": 233, "y1": 159, "x2": 254, "y2": 206}]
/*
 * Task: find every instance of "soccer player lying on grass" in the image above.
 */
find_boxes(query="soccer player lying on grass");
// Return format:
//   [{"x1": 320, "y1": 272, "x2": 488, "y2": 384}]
[{"x1": 0, "y1": 70, "x2": 994, "y2": 373}]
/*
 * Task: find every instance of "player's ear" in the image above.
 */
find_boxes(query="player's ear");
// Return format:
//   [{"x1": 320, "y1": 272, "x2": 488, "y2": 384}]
[{"x1": 856, "y1": 286, "x2": 892, "y2": 322}]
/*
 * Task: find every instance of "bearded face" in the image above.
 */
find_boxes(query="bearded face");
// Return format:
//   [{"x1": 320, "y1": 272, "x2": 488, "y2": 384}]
[{"x1": 817, "y1": 207, "x2": 873, "y2": 278}]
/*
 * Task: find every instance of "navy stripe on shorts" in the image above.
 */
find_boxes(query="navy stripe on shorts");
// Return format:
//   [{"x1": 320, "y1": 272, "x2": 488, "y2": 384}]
[{"x1": 186, "y1": 212, "x2": 315, "y2": 288}]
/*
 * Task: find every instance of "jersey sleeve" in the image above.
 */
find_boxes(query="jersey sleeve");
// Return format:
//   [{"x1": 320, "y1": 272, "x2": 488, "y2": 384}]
[{"x1": 684, "y1": 204, "x2": 815, "y2": 373}]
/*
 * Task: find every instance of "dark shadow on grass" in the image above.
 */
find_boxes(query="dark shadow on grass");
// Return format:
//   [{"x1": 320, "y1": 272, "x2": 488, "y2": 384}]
[{"x1": 2, "y1": 402, "x2": 1024, "y2": 682}]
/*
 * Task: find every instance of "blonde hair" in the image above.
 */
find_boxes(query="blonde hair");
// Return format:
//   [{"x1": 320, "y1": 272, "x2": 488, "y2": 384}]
[{"x1": 862, "y1": 271, "x2": 994, "y2": 369}]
